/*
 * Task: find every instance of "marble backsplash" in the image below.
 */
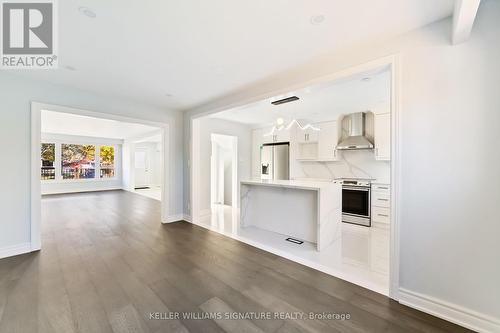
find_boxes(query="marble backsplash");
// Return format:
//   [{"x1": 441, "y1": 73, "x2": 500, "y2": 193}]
[{"x1": 290, "y1": 149, "x2": 390, "y2": 183}]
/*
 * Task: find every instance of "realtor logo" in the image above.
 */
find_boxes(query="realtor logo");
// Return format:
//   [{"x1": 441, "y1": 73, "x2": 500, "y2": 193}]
[{"x1": 1, "y1": 0, "x2": 58, "y2": 69}]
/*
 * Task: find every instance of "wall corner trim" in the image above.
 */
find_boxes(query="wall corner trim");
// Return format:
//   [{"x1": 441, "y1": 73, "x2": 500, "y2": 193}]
[
  {"x1": 0, "y1": 243, "x2": 33, "y2": 259},
  {"x1": 398, "y1": 288, "x2": 500, "y2": 333},
  {"x1": 163, "y1": 214, "x2": 185, "y2": 223}
]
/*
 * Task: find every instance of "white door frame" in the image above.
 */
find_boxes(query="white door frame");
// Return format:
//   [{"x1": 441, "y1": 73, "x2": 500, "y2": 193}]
[
  {"x1": 190, "y1": 55, "x2": 401, "y2": 300},
  {"x1": 210, "y1": 133, "x2": 238, "y2": 207},
  {"x1": 31, "y1": 102, "x2": 172, "y2": 252}
]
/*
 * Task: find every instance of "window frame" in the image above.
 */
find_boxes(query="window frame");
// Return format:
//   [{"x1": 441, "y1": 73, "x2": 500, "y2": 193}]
[
  {"x1": 40, "y1": 142, "x2": 56, "y2": 180},
  {"x1": 61, "y1": 143, "x2": 97, "y2": 181},
  {"x1": 99, "y1": 145, "x2": 116, "y2": 179},
  {"x1": 41, "y1": 141, "x2": 119, "y2": 183}
]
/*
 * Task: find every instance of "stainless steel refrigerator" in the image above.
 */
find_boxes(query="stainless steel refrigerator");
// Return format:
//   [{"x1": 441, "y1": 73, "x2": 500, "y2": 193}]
[{"x1": 260, "y1": 143, "x2": 289, "y2": 180}]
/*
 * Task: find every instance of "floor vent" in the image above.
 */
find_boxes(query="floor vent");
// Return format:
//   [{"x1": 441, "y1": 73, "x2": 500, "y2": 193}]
[{"x1": 285, "y1": 237, "x2": 304, "y2": 245}]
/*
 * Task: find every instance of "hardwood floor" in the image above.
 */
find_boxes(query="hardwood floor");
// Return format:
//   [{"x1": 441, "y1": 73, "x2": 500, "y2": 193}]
[{"x1": 0, "y1": 190, "x2": 471, "y2": 333}]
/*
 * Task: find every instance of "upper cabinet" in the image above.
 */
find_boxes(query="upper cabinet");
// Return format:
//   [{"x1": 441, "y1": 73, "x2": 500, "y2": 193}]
[
  {"x1": 317, "y1": 121, "x2": 340, "y2": 161},
  {"x1": 294, "y1": 120, "x2": 340, "y2": 161},
  {"x1": 275, "y1": 128, "x2": 291, "y2": 143},
  {"x1": 374, "y1": 113, "x2": 390, "y2": 161},
  {"x1": 295, "y1": 128, "x2": 319, "y2": 143},
  {"x1": 262, "y1": 126, "x2": 290, "y2": 144},
  {"x1": 261, "y1": 127, "x2": 274, "y2": 144}
]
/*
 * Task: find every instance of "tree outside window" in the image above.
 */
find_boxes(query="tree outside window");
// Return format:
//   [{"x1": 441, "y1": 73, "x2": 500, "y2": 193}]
[
  {"x1": 61, "y1": 144, "x2": 96, "y2": 179},
  {"x1": 41, "y1": 143, "x2": 55, "y2": 180},
  {"x1": 100, "y1": 145, "x2": 115, "y2": 178}
]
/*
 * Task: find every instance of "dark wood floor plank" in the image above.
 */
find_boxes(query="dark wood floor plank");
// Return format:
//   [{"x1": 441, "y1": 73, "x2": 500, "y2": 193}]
[
  {"x1": 0, "y1": 190, "x2": 473, "y2": 333},
  {"x1": 0, "y1": 255, "x2": 39, "y2": 333},
  {"x1": 150, "y1": 277, "x2": 226, "y2": 333}
]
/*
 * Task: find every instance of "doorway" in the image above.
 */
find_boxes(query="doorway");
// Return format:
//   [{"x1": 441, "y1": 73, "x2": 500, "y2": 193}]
[
  {"x1": 190, "y1": 56, "x2": 400, "y2": 299},
  {"x1": 135, "y1": 148, "x2": 150, "y2": 189},
  {"x1": 31, "y1": 102, "x2": 172, "y2": 254},
  {"x1": 132, "y1": 134, "x2": 163, "y2": 201},
  {"x1": 210, "y1": 134, "x2": 238, "y2": 208}
]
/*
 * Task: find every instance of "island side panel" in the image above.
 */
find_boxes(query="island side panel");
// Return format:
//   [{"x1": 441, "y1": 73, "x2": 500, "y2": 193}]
[
  {"x1": 317, "y1": 182, "x2": 342, "y2": 251},
  {"x1": 240, "y1": 183, "x2": 317, "y2": 243}
]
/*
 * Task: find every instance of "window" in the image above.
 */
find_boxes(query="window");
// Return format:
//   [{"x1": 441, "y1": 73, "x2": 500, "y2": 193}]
[
  {"x1": 41, "y1": 143, "x2": 55, "y2": 180},
  {"x1": 100, "y1": 145, "x2": 115, "y2": 178},
  {"x1": 61, "y1": 144, "x2": 96, "y2": 179}
]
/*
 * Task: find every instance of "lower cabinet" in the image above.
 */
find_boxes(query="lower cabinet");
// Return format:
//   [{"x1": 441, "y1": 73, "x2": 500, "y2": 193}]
[{"x1": 371, "y1": 183, "x2": 390, "y2": 225}]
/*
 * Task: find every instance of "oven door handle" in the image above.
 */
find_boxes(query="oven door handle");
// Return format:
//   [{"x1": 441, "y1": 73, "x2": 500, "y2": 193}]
[{"x1": 342, "y1": 186, "x2": 370, "y2": 191}]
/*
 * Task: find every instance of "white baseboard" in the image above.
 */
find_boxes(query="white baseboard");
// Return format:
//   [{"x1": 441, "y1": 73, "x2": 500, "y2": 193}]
[
  {"x1": 42, "y1": 186, "x2": 123, "y2": 195},
  {"x1": 399, "y1": 288, "x2": 500, "y2": 333},
  {"x1": 0, "y1": 242, "x2": 33, "y2": 259},
  {"x1": 163, "y1": 214, "x2": 184, "y2": 223},
  {"x1": 163, "y1": 214, "x2": 192, "y2": 223}
]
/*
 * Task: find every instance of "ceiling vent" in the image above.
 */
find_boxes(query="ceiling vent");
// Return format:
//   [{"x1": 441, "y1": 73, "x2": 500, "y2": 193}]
[{"x1": 271, "y1": 96, "x2": 299, "y2": 105}]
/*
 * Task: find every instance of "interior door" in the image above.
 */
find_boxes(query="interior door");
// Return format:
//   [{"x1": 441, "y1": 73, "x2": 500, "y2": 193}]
[{"x1": 135, "y1": 148, "x2": 150, "y2": 188}]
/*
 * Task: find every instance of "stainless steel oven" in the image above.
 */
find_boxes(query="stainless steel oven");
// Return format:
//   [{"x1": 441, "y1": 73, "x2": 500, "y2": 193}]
[{"x1": 341, "y1": 179, "x2": 371, "y2": 227}]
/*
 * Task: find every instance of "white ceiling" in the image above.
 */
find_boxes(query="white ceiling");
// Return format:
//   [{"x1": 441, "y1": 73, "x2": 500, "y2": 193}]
[
  {"x1": 41, "y1": 110, "x2": 161, "y2": 140},
  {"x1": 209, "y1": 67, "x2": 390, "y2": 127},
  {"x1": 12, "y1": 0, "x2": 453, "y2": 110}
]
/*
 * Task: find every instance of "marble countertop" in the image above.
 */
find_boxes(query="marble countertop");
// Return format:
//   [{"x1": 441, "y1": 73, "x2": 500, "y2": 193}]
[{"x1": 240, "y1": 179, "x2": 340, "y2": 190}]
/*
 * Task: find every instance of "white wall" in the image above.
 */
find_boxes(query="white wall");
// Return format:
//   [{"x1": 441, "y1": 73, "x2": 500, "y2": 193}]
[
  {"x1": 184, "y1": 2, "x2": 500, "y2": 327},
  {"x1": 194, "y1": 118, "x2": 251, "y2": 216},
  {"x1": 0, "y1": 72, "x2": 184, "y2": 253},
  {"x1": 41, "y1": 133, "x2": 123, "y2": 195}
]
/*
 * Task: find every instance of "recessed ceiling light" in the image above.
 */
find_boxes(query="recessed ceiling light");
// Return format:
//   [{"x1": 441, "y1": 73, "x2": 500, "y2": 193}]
[
  {"x1": 276, "y1": 118, "x2": 285, "y2": 126},
  {"x1": 310, "y1": 15, "x2": 325, "y2": 25},
  {"x1": 361, "y1": 77, "x2": 371, "y2": 82},
  {"x1": 78, "y1": 6, "x2": 96, "y2": 18}
]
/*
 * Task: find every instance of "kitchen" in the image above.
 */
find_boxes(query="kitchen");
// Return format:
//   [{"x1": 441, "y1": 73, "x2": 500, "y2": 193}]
[{"x1": 191, "y1": 66, "x2": 392, "y2": 295}]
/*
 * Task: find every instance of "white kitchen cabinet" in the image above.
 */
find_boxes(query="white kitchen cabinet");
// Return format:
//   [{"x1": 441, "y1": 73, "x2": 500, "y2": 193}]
[
  {"x1": 371, "y1": 183, "x2": 390, "y2": 225},
  {"x1": 372, "y1": 191, "x2": 390, "y2": 208},
  {"x1": 262, "y1": 127, "x2": 290, "y2": 144},
  {"x1": 275, "y1": 128, "x2": 290, "y2": 142},
  {"x1": 261, "y1": 126, "x2": 274, "y2": 144},
  {"x1": 374, "y1": 113, "x2": 391, "y2": 161},
  {"x1": 295, "y1": 128, "x2": 319, "y2": 143},
  {"x1": 317, "y1": 121, "x2": 340, "y2": 161}
]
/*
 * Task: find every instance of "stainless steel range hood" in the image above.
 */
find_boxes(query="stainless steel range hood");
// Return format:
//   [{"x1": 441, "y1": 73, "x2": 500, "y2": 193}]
[{"x1": 337, "y1": 112, "x2": 374, "y2": 150}]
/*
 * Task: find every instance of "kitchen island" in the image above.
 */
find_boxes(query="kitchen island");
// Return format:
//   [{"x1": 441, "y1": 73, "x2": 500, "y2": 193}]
[{"x1": 240, "y1": 179, "x2": 342, "y2": 251}]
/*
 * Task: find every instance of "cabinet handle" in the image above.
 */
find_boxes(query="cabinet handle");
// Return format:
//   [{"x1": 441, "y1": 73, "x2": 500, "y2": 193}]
[
  {"x1": 378, "y1": 214, "x2": 389, "y2": 217},
  {"x1": 377, "y1": 198, "x2": 389, "y2": 201},
  {"x1": 377, "y1": 186, "x2": 389, "y2": 190}
]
